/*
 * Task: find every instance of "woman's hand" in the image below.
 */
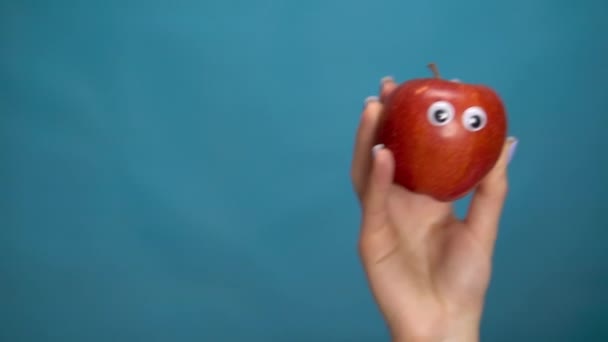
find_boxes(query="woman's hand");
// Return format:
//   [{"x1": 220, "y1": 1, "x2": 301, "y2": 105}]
[{"x1": 351, "y1": 77, "x2": 517, "y2": 342}]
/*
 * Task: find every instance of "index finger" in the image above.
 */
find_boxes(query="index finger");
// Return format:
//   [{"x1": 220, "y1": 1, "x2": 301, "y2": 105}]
[{"x1": 350, "y1": 77, "x2": 399, "y2": 198}]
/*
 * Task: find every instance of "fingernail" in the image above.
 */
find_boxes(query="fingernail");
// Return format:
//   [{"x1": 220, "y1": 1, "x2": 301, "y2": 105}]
[
  {"x1": 372, "y1": 144, "x2": 385, "y2": 157},
  {"x1": 381, "y1": 76, "x2": 394, "y2": 84},
  {"x1": 364, "y1": 96, "x2": 379, "y2": 107},
  {"x1": 507, "y1": 137, "x2": 518, "y2": 164}
]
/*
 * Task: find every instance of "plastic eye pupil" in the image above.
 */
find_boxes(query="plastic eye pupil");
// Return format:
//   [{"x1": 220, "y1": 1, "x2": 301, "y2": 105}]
[
  {"x1": 434, "y1": 110, "x2": 449, "y2": 123},
  {"x1": 468, "y1": 115, "x2": 481, "y2": 129}
]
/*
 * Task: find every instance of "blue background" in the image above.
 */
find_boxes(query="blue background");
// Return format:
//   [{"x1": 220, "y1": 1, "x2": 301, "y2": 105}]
[{"x1": 2, "y1": 0, "x2": 607, "y2": 341}]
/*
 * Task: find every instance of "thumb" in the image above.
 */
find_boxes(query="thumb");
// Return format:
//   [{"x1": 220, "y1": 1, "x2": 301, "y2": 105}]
[{"x1": 465, "y1": 137, "x2": 518, "y2": 248}]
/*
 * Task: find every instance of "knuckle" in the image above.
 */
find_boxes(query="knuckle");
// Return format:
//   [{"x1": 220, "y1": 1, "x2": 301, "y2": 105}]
[
  {"x1": 357, "y1": 238, "x2": 365, "y2": 256},
  {"x1": 491, "y1": 179, "x2": 509, "y2": 199},
  {"x1": 357, "y1": 234, "x2": 372, "y2": 260},
  {"x1": 350, "y1": 172, "x2": 362, "y2": 194},
  {"x1": 350, "y1": 167, "x2": 357, "y2": 182},
  {"x1": 498, "y1": 178, "x2": 509, "y2": 193}
]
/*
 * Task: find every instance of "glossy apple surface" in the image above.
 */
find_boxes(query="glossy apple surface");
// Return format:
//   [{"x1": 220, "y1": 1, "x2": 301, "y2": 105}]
[{"x1": 377, "y1": 67, "x2": 508, "y2": 202}]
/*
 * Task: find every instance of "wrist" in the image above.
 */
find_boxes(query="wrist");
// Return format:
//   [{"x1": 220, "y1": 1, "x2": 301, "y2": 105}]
[{"x1": 390, "y1": 311, "x2": 481, "y2": 342}]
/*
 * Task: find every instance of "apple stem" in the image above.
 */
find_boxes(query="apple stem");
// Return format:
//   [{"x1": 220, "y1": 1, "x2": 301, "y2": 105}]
[{"x1": 428, "y1": 63, "x2": 441, "y2": 79}]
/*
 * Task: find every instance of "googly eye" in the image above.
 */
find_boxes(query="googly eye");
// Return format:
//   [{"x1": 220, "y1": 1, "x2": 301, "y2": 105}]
[
  {"x1": 427, "y1": 101, "x2": 455, "y2": 126},
  {"x1": 462, "y1": 106, "x2": 488, "y2": 131}
]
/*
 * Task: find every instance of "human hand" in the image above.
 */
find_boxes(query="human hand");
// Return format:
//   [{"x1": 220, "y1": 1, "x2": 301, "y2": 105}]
[{"x1": 351, "y1": 77, "x2": 518, "y2": 342}]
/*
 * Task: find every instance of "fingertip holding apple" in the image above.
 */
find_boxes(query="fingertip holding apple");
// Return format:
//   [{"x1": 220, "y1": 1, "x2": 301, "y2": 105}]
[
  {"x1": 372, "y1": 144, "x2": 385, "y2": 158},
  {"x1": 380, "y1": 77, "x2": 399, "y2": 102},
  {"x1": 507, "y1": 137, "x2": 518, "y2": 164},
  {"x1": 381, "y1": 76, "x2": 394, "y2": 84},
  {"x1": 364, "y1": 96, "x2": 379, "y2": 107}
]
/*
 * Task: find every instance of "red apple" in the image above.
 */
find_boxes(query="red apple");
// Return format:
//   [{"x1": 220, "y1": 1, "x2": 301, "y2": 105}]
[{"x1": 377, "y1": 64, "x2": 508, "y2": 202}]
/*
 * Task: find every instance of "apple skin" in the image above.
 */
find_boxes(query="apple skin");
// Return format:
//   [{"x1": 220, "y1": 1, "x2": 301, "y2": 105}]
[{"x1": 376, "y1": 77, "x2": 508, "y2": 202}]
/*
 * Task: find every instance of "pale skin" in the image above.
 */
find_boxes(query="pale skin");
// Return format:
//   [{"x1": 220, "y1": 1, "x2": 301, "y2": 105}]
[{"x1": 351, "y1": 77, "x2": 517, "y2": 342}]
